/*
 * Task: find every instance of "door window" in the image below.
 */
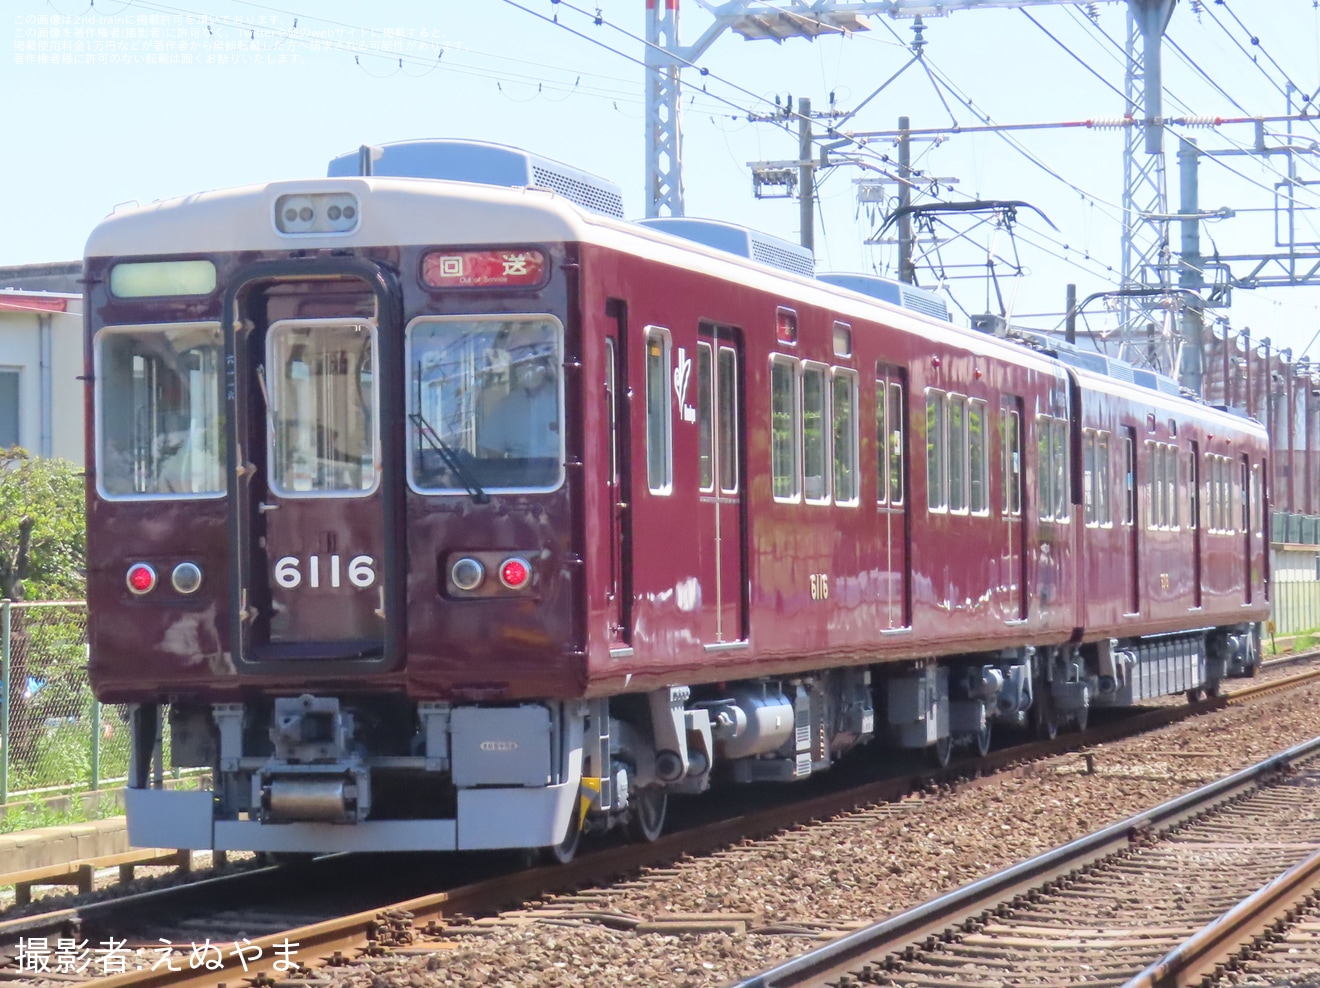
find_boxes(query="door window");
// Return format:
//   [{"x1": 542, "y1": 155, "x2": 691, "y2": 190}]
[{"x1": 269, "y1": 320, "x2": 378, "y2": 496}]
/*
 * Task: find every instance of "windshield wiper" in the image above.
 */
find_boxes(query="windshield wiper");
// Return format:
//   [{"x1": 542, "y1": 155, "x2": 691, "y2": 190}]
[{"x1": 408, "y1": 412, "x2": 489, "y2": 504}]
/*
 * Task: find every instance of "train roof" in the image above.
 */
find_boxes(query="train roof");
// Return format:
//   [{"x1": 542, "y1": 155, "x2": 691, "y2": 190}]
[{"x1": 82, "y1": 174, "x2": 1265, "y2": 442}]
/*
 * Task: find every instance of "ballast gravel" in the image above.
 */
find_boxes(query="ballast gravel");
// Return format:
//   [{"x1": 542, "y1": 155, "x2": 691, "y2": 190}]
[{"x1": 317, "y1": 679, "x2": 1320, "y2": 988}]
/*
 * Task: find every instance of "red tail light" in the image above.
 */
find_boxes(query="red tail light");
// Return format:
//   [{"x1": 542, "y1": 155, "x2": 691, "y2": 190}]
[
  {"x1": 499, "y1": 557, "x2": 531, "y2": 590},
  {"x1": 126, "y1": 563, "x2": 157, "y2": 595}
]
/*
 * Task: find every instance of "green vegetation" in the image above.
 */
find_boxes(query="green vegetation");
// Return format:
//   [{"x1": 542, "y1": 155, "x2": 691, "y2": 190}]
[
  {"x1": 0, "y1": 792, "x2": 119, "y2": 835},
  {"x1": 0, "y1": 449, "x2": 85, "y2": 601}
]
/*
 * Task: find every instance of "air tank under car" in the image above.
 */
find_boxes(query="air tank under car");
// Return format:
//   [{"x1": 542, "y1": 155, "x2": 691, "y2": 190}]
[{"x1": 84, "y1": 138, "x2": 1268, "y2": 861}]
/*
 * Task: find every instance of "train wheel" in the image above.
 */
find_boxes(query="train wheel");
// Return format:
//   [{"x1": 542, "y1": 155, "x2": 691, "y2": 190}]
[
  {"x1": 1204, "y1": 678, "x2": 1222, "y2": 698},
  {"x1": 930, "y1": 734, "x2": 953, "y2": 768},
  {"x1": 626, "y1": 787, "x2": 668, "y2": 843},
  {"x1": 1033, "y1": 693, "x2": 1059, "y2": 741},
  {"x1": 1185, "y1": 687, "x2": 1203, "y2": 703},
  {"x1": 974, "y1": 722, "x2": 992, "y2": 758}
]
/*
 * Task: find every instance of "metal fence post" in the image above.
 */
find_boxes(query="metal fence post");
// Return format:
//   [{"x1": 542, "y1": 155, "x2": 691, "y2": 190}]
[
  {"x1": 2, "y1": 599, "x2": 10, "y2": 806},
  {"x1": 90, "y1": 697, "x2": 101, "y2": 792}
]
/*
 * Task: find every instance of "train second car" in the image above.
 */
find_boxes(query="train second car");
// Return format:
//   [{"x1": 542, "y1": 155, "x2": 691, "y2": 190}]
[{"x1": 83, "y1": 140, "x2": 1268, "y2": 857}]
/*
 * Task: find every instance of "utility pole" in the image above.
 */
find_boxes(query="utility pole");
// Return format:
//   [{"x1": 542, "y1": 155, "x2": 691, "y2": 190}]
[
  {"x1": 897, "y1": 115, "x2": 915, "y2": 284},
  {"x1": 799, "y1": 97, "x2": 814, "y2": 253},
  {"x1": 1178, "y1": 136, "x2": 1205, "y2": 394}
]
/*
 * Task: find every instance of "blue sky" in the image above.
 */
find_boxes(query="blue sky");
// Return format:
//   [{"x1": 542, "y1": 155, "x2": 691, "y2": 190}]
[{"x1": 4, "y1": 0, "x2": 1319, "y2": 360}]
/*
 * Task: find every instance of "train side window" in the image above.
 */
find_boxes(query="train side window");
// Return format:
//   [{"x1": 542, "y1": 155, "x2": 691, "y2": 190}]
[
  {"x1": 1219, "y1": 454, "x2": 1230, "y2": 533},
  {"x1": 1240, "y1": 457, "x2": 1249, "y2": 533},
  {"x1": 1151, "y1": 443, "x2": 1160, "y2": 529},
  {"x1": 697, "y1": 342, "x2": 714, "y2": 492},
  {"x1": 1122, "y1": 431, "x2": 1136, "y2": 527},
  {"x1": 1207, "y1": 455, "x2": 1217, "y2": 532},
  {"x1": 645, "y1": 327, "x2": 673, "y2": 494},
  {"x1": 1036, "y1": 416, "x2": 1051, "y2": 520},
  {"x1": 1002, "y1": 408, "x2": 1021, "y2": 517},
  {"x1": 802, "y1": 363, "x2": 830, "y2": 503},
  {"x1": 771, "y1": 356, "x2": 800, "y2": 501},
  {"x1": 1252, "y1": 462, "x2": 1263, "y2": 537},
  {"x1": 717, "y1": 346, "x2": 739, "y2": 494},
  {"x1": 605, "y1": 338, "x2": 619, "y2": 487},
  {"x1": 832, "y1": 370, "x2": 858, "y2": 505},
  {"x1": 876, "y1": 378, "x2": 889, "y2": 505},
  {"x1": 1188, "y1": 447, "x2": 1198, "y2": 531},
  {"x1": 927, "y1": 389, "x2": 948, "y2": 511},
  {"x1": 1083, "y1": 430, "x2": 1096, "y2": 526},
  {"x1": 1171, "y1": 445, "x2": 1181, "y2": 530},
  {"x1": 1052, "y1": 418, "x2": 1069, "y2": 522},
  {"x1": 1037, "y1": 415, "x2": 1069, "y2": 521},
  {"x1": 1097, "y1": 432, "x2": 1111, "y2": 526},
  {"x1": 887, "y1": 377, "x2": 908, "y2": 501},
  {"x1": 948, "y1": 395, "x2": 967, "y2": 514},
  {"x1": 968, "y1": 399, "x2": 988, "y2": 515},
  {"x1": 1216, "y1": 456, "x2": 1224, "y2": 532},
  {"x1": 1146, "y1": 442, "x2": 1161, "y2": 530}
]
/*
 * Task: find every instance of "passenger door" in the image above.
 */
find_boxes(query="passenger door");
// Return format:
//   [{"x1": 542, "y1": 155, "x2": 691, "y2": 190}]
[
  {"x1": 602, "y1": 302, "x2": 632, "y2": 646},
  {"x1": 1242, "y1": 454, "x2": 1253, "y2": 605},
  {"x1": 696, "y1": 325, "x2": 746, "y2": 644},
  {"x1": 1190, "y1": 443, "x2": 1202, "y2": 609},
  {"x1": 1123, "y1": 427, "x2": 1140, "y2": 615},
  {"x1": 1000, "y1": 396, "x2": 1026, "y2": 622},
  {"x1": 877, "y1": 365, "x2": 910, "y2": 629}
]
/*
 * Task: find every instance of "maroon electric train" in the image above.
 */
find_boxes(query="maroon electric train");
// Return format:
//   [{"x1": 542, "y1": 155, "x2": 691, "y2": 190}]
[{"x1": 83, "y1": 140, "x2": 1268, "y2": 858}]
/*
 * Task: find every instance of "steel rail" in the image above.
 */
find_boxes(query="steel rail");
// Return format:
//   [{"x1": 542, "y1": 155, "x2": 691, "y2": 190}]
[
  {"x1": 1122, "y1": 844, "x2": 1320, "y2": 988},
  {"x1": 0, "y1": 861, "x2": 284, "y2": 942},
  {"x1": 729, "y1": 735, "x2": 1320, "y2": 988}
]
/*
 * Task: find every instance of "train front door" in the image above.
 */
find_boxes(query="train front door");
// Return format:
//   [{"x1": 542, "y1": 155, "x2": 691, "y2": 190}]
[
  {"x1": 229, "y1": 269, "x2": 397, "y2": 665},
  {"x1": 696, "y1": 325, "x2": 746, "y2": 644}
]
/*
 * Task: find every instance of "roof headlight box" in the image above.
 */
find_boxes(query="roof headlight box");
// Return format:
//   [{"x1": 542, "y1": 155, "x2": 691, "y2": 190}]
[{"x1": 274, "y1": 192, "x2": 360, "y2": 236}]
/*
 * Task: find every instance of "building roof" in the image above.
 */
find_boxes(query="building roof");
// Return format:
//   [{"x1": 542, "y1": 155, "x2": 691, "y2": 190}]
[
  {"x1": 0, "y1": 262, "x2": 81, "y2": 295},
  {"x1": 0, "y1": 290, "x2": 80, "y2": 314}
]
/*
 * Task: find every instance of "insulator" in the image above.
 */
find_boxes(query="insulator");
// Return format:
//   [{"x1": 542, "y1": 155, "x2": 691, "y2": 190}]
[
  {"x1": 1179, "y1": 115, "x2": 1222, "y2": 128},
  {"x1": 1087, "y1": 117, "x2": 1131, "y2": 130},
  {"x1": 1086, "y1": 3, "x2": 1100, "y2": 19}
]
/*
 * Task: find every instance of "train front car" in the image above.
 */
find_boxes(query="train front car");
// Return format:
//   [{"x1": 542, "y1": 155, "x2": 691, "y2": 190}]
[{"x1": 84, "y1": 152, "x2": 609, "y2": 856}]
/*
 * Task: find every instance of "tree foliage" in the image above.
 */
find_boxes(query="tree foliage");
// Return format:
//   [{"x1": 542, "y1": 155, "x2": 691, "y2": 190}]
[{"x1": 0, "y1": 449, "x2": 85, "y2": 601}]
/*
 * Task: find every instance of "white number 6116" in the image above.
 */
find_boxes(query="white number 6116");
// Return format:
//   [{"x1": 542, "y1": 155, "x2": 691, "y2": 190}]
[{"x1": 273, "y1": 554, "x2": 376, "y2": 590}]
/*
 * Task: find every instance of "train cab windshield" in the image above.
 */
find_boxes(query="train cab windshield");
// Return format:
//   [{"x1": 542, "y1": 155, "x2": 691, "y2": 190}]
[
  {"x1": 407, "y1": 315, "x2": 564, "y2": 493},
  {"x1": 95, "y1": 322, "x2": 225, "y2": 499}
]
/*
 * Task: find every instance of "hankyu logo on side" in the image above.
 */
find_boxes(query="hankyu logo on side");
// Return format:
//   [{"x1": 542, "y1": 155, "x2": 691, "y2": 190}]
[{"x1": 479, "y1": 740, "x2": 519, "y2": 752}]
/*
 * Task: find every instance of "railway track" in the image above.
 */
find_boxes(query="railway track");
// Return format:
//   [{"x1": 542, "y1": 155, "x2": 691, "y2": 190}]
[
  {"x1": 3, "y1": 663, "x2": 1317, "y2": 987},
  {"x1": 732, "y1": 737, "x2": 1320, "y2": 988}
]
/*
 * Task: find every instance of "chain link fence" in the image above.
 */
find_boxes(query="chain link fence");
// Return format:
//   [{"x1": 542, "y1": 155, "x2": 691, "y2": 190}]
[{"x1": 0, "y1": 600, "x2": 129, "y2": 803}]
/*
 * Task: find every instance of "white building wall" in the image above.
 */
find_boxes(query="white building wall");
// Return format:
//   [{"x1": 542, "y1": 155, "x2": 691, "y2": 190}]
[{"x1": 0, "y1": 292, "x2": 84, "y2": 466}]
